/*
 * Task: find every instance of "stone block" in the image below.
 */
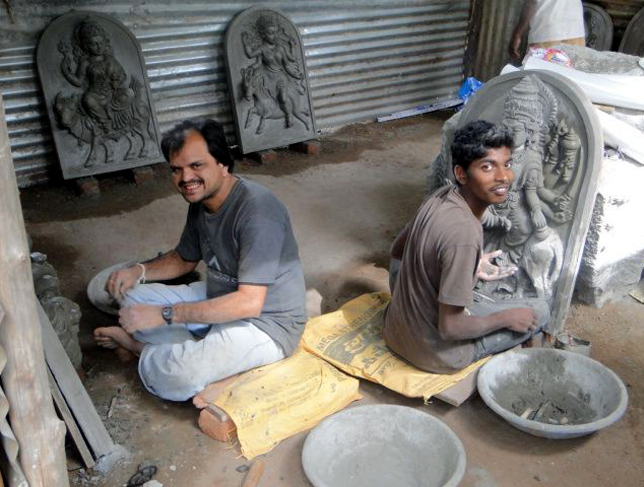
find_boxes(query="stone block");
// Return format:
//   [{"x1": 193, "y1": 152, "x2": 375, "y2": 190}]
[
  {"x1": 132, "y1": 166, "x2": 154, "y2": 186},
  {"x1": 250, "y1": 149, "x2": 277, "y2": 165},
  {"x1": 76, "y1": 177, "x2": 100, "y2": 197},
  {"x1": 290, "y1": 140, "x2": 321, "y2": 155},
  {"x1": 198, "y1": 406, "x2": 236, "y2": 442}
]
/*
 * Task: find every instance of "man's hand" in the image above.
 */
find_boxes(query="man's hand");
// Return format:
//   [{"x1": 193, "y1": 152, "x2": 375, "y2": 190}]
[
  {"x1": 105, "y1": 265, "x2": 143, "y2": 300},
  {"x1": 477, "y1": 250, "x2": 518, "y2": 281},
  {"x1": 500, "y1": 307, "x2": 537, "y2": 333},
  {"x1": 119, "y1": 304, "x2": 164, "y2": 334},
  {"x1": 509, "y1": 33, "x2": 523, "y2": 60}
]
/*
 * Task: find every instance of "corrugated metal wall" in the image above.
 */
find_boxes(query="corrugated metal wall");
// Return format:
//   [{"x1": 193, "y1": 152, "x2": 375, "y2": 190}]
[
  {"x1": 0, "y1": 0, "x2": 470, "y2": 187},
  {"x1": 467, "y1": 0, "x2": 644, "y2": 83},
  {"x1": 465, "y1": 0, "x2": 523, "y2": 82}
]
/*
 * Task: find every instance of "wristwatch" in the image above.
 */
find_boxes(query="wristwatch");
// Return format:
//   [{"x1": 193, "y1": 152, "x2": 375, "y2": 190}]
[{"x1": 161, "y1": 306, "x2": 173, "y2": 325}]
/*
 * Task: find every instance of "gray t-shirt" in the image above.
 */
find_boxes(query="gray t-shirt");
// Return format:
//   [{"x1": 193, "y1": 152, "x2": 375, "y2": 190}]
[
  {"x1": 176, "y1": 177, "x2": 306, "y2": 356},
  {"x1": 383, "y1": 185, "x2": 481, "y2": 373}
]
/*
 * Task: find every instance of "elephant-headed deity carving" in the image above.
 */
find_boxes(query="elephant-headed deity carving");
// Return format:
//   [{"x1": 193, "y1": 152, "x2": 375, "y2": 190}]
[
  {"x1": 239, "y1": 13, "x2": 311, "y2": 135},
  {"x1": 54, "y1": 18, "x2": 157, "y2": 168},
  {"x1": 480, "y1": 75, "x2": 582, "y2": 300}
]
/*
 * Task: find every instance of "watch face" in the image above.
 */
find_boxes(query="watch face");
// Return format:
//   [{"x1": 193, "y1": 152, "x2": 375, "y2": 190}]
[{"x1": 162, "y1": 306, "x2": 173, "y2": 323}]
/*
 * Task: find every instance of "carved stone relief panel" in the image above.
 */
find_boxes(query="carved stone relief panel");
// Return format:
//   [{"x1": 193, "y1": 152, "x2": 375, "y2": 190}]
[
  {"x1": 37, "y1": 12, "x2": 162, "y2": 179},
  {"x1": 583, "y1": 4, "x2": 613, "y2": 52},
  {"x1": 225, "y1": 7, "x2": 316, "y2": 154},
  {"x1": 619, "y1": 7, "x2": 644, "y2": 56},
  {"x1": 429, "y1": 71, "x2": 601, "y2": 334}
]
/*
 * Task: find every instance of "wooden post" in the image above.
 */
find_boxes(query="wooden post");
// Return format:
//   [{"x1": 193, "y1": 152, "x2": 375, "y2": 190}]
[{"x1": 0, "y1": 95, "x2": 69, "y2": 485}]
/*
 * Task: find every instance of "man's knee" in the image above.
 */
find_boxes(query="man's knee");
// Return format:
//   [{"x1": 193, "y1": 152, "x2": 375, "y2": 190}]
[
  {"x1": 122, "y1": 283, "x2": 168, "y2": 308},
  {"x1": 138, "y1": 344, "x2": 207, "y2": 401}
]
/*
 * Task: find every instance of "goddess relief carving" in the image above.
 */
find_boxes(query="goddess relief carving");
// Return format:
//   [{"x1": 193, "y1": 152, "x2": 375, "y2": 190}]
[
  {"x1": 481, "y1": 75, "x2": 581, "y2": 300},
  {"x1": 54, "y1": 19, "x2": 156, "y2": 168},
  {"x1": 239, "y1": 13, "x2": 311, "y2": 134}
]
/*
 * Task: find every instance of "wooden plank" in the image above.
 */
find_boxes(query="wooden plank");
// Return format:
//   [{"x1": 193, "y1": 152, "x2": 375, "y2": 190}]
[
  {"x1": 47, "y1": 367, "x2": 96, "y2": 469},
  {"x1": 435, "y1": 370, "x2": 479, "y2": 407},
  {"x1": 0, "y1": 93, "x2": 69, "y2": 486},
  {"x1": 38, "y1": 303, "x2": 116, "y2": 459}
]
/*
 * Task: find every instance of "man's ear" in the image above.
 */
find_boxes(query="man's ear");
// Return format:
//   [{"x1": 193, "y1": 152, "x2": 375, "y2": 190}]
[{"x1": 454, "y1": 164, "x2": 467, "y2": 185}]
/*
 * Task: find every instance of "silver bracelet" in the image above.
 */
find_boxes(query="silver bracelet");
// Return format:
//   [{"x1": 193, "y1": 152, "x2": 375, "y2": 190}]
[{"x1": 136, "y1": 262, "x2": 146, "y2": 284}]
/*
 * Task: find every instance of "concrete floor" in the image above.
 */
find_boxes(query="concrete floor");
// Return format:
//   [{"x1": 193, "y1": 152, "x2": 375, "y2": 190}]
[{"x1": 22, "y1": 112, "x2": 644, "y2": 486}]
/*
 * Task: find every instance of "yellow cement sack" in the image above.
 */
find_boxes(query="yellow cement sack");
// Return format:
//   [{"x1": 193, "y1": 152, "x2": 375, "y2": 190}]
[
  {"x1": 214, "y1": 348, "x2": 361, "y2": 460},
  {"x1": 301, "y1": 292, "x2": 489, "y2": 402}
]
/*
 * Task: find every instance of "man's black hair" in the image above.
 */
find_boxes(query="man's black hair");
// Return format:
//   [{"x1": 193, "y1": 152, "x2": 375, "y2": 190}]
[
  {"x1": 161, "y1": 119, "x2": 235, "y2": 173},
  {"x1": 451, "y1": 120, "x2": 514, "y2": 174}
]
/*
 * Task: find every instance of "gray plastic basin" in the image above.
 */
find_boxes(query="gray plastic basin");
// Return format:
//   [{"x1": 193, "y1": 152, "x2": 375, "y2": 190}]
[
  {"x1": 477, "y1": 349, "x2": 628, "y2": 439},
  {"x1": 302, "y1": 404, "x2": 466, "y2": 487}
]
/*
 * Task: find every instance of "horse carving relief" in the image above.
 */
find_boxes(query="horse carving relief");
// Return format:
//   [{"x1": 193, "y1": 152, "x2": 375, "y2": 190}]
[
  {"x1": 225, "y1": 7, "x2": 317, "y2": 153},
  {"x1": 54, "y1": 19, "x2": 156, "y2": 168},
  {"x1": 38, "y1": 12, "x2": 161, "y2": 179}
]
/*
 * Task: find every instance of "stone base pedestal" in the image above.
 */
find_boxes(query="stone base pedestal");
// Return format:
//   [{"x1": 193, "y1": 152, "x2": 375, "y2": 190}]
[
  {"x1": 132, "y1": 166, "x2": 155, "y2": 186},
  {"x1": 290, "y1": 139, "x2": 321, "y2": 155},
  {"x1": 76, "y1": 177, "x2": 100, "y2": 197},
  {"x1": 249, "y1": 149, "x2": 277, "y2": 165}
]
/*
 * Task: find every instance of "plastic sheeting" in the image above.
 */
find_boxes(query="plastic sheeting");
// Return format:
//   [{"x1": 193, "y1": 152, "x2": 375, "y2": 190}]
[{"x1": 523, "y1": 56, "x2": 644, "y2": 110}]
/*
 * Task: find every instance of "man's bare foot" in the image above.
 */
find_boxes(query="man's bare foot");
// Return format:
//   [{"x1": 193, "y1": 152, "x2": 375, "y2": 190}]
[
  {"x1": 193, "y1": 374, "x2": 241, "y2": 409},
  {"x1": 94, "y1": 326, "x2": 144, "y2": 355}
]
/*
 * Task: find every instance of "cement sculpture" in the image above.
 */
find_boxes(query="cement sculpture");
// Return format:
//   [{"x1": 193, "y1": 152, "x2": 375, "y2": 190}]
[
  {"x1": 428, "y1": 71, "x2": 601, "y2": 334},
  {"x1": 225, "y1": 7, "x2": 316, "y2": 154},
  {"x1": 31, "y1": 252, "x2": 82, "y2": 369},
  {"x1": 619, "y1": 6, "x2": 644, "y2": 56},
  {"x1": 37, "y1": 12, "x2": 161, "y2": 179},
  {"x1": 583, "y1": 4, "x2": 613, "y2": 52}
]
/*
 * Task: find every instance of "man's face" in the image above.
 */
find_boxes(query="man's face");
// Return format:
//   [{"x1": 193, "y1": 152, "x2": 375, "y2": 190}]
[
  {"x1": 455, "y1": 146, "x2": 514, "y2": 207},
  {"x1": 169, "y1": 131, "x2": 229, "y2": 205}
]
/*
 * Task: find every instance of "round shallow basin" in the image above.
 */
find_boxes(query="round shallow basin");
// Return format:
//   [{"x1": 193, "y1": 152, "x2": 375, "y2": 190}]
[
  {"x1": 477, "y1": 348, "x2": 628, "y2": 439},
  {"x1": 302, "y1": 404, "x2": 465, "y2": 487}
]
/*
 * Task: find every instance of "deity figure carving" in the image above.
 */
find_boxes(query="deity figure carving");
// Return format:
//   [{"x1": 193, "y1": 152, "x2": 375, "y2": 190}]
[
  {"x1": 31, "y1": 252, "x2": 83, "y2": 369},
  {"x1": 239, "y1": 13, "x2": 311, "y2": 135},
  {"x1": 480, "y1": 75, "x2": 581, "y2": 300},
  {"x1": 54, "y1": 18, "x2": 157, "y2": 168}
]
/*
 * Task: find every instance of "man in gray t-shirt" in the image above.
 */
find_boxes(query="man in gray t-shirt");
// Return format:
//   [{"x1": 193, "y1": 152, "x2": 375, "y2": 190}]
[{"x1": 94, "y1": 119, "x2": 306, "y2": 403}]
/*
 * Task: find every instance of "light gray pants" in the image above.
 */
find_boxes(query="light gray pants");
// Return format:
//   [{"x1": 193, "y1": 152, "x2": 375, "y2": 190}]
[
  {"x1": 388, "y1": 258, "x2": 549, "y2": 361},
  {"x1": 123, "y1": 282, "x2": 285, "y2": 401}
]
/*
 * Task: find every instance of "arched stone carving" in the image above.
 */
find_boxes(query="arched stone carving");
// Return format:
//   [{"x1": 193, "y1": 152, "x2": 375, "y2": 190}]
[
  {"x1": 583, "y1": 4, "x2": 613, "y2": 52},
  {"x1": 619, "y1": 6, "x2": 644, "y2": 56},
  {"x1": 429, "y1": 71, "x2": 601, "y2": 334},
  {"x1": 225, "y1": 7, "x2": 316, "y2": 154},
  {"x1": 37, "y1": 12, "x2": 161, "y2": 179}
]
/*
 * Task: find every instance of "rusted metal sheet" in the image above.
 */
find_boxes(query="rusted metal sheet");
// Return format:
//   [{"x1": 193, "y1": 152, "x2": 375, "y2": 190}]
[{"x1": 0, "y1": 0, "x2": 470, "y2": 187}]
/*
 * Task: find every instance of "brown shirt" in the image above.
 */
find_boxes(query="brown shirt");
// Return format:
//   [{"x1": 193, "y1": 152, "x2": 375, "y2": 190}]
[{"x1": 383, "y1": 185, "x2": 482, "y2": 373}]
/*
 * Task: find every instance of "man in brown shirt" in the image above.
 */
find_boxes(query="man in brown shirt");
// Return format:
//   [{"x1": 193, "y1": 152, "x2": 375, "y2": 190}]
[{"x1": 383, "y1": 120, "x2": 548, "y2": 374}]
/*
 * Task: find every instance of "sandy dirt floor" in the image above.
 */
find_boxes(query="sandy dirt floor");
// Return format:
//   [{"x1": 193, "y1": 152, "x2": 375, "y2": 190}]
[{"x1": 21, "y1": 112, "x2": 643, "y2": 487}]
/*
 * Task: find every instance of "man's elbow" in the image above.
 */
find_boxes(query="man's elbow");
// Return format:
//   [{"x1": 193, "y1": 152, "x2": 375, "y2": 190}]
[
  {"x1": 242, "y1": 293, "x2": 266, "y2": 318},
  {"x1": 246, "y1": 300, "x2": 263, "y2": 318},
  {"x1": 438, "y1": 323, "x2": 458, "y2": 341}
]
